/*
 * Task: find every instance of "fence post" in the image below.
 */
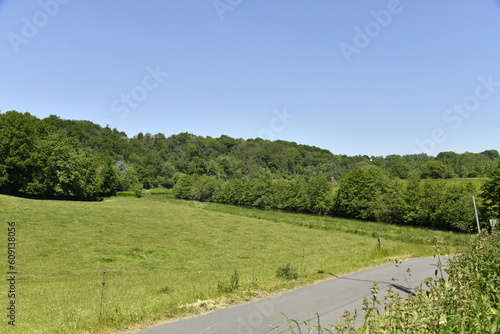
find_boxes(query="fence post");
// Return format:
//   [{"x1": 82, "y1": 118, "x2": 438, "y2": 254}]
[
  {"x1": 473, "y1": 196, "x2": 481, "y2": 233},
  {"x1": 99, "y1": 270, "x2": 107, "y2": 322},
  {"x1": 301, "y1": 248, "x2": 305, "y2": 273}
]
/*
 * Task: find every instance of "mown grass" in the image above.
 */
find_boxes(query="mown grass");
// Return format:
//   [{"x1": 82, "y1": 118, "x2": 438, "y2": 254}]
[
  {"x1": 0, "y1": 194, "x2": 471, "y2": 333},
  {"x1": 433, "y1": 177, "x2": 488, "y2": 190},
  {"x1": 145, "y1": 192, "x2": 469, "y2": 248}
]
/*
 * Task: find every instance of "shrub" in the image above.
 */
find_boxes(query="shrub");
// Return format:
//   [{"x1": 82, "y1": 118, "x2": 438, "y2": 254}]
[
  {"x1": 356, "y1": 231, "x2": 500, "y2": 333},
  {"x1": 279, "y1": 232, "x2": 500, "y2": 333},
  {"x1": 276, "y1": 263, "x2": 298, "y2": 280},
  {"x1": 217, "y1": 270, "x2": 239, "y2": 293}
]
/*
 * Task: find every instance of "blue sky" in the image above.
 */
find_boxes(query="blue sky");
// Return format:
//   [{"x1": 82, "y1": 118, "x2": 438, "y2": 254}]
[{"x1": 1, "y1": 0, "x2": 499, "y2": 157}]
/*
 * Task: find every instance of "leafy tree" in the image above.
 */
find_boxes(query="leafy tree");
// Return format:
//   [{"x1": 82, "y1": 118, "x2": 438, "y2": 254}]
[
  {"x1": 420, "y1": 160, "x2": 448, "y2": 179},
  {"x1": 0, "y1": 111, "x2": 48, "y2": 195},
  {"x1": 388, "y1": 163, "x2": 410, "y2": 179},
  {"x1": 334, "y1": 166, "x2": 390, "y2": 220},
  {"x1": 480, "y1": 162, "x2": 500, "y2": 219},
  {"x1": 438, "y1": 183, "x2": 477, "y2": 232},
  {"x1": 240, "y1": 178, "x2": 272, "y2": 207},
  {"x1": 190, "y1": 175, "x2": 221, "y2": 202},
  {"x1": 412, "y1": 179, "x2": 446, "y2": 227},
  {"x1": 371, "y1": 179, "x2": 408, "y2": 224},
  {"x1": 270, "y1": 178, "x2": 303, "y2": 211},
  {"x1": 172, "y1": 174, "x2": 194, "y2": 199},
  {"x1": 481, "y1": 149, "x2": 499, "y2": 160},
  {"x1": 296, "y1": 176, "x2": 333, "y2": 214},
  {"x1": 213, "y1": 178, "x2": 245, "y2": 205}
]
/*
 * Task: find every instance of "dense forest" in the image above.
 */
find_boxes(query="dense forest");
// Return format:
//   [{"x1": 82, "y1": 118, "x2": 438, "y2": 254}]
[{"x1": 1, "y1": 110, "x2": 499, "y2": 231}]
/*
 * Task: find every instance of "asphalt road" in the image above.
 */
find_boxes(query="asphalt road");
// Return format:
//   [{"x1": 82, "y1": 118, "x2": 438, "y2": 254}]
[{"x1": 136, "y1": 257, "x2": 446, "y2": 334}]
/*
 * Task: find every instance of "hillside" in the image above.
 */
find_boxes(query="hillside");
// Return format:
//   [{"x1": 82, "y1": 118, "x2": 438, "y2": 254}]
[
  {"x1": 1, "y1": 110, "x2": 498, "y2": 196},
  {"x1": 1, "y1": 110, "x2": 499, "y2": 232}
]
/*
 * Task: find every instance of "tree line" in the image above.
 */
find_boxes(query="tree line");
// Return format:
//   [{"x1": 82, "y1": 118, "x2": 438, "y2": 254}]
[
  {"x1": 0, "y1": 111, "x2": 118, "y2": 200},
  {"x1": 172, "y1": 166, "x2": 500, "y2": 232},
  {"x1": 1, "y1": 110, "x2": 499, "y2": 232}
]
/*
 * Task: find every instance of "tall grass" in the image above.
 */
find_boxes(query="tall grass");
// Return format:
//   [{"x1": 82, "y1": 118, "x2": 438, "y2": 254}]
[
  {"x1": 278, "y1": 232, "x2": 499, "y2": 334},
  {"x1": 358, "y1": 231, "x2": 500, "y2": 333},
  {"x1": 0, "y1": 194, "x2": 470, "y2": 333}
]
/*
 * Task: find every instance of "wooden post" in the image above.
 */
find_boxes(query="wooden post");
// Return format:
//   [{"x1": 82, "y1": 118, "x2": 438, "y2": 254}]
[{"x1": 473, "y1": 196, "x2": 481, "y2": 234}]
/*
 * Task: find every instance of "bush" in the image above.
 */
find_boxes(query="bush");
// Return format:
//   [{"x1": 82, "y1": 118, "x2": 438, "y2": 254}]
[
  {"x1": 276, "y1": 263, "x2": 298, "y2": 280},
  {"x1": 352, "y1": 231, "x2": 500, "y2": 333},
  {"x1": 217, "y1": 270, "x2": 239, "y2": 293},
  {"x1": 277, "y1": 232, "x2": 499, "y2": 333},
  {"x1": 130, "y1": 183, "x2": 143, "y2": 198}
]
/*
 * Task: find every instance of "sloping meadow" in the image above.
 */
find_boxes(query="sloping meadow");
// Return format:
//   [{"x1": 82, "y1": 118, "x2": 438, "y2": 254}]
[{"x1": 0, "y1": 194, "x2": 469, "y2": 333}]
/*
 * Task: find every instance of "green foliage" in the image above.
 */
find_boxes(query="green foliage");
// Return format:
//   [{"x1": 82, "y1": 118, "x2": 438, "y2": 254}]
[
  {"x1": 281, "y1": 232, "x2": 499, "y2": 334},
  {"x1": 217, "y1": 270, "x2": 240, "y2": 293},
  {"x1": 171, "y1": 166, "x2": 481, "y2": 232},
  {"x1": 3, "y1": 111, "x2": 498, "y2": 193},
  {"x1": 332, "y1": 169, "x2": 479, "y2": 232},
  {"x1": 0, "y1": 111, "x2": 119, "y2": 200},
  {"x1": 171, "y1": 174, "x2": 334, "y2": 215},
  {"x1": 1, "y1": 110, "x2": 498, "y2": 225},
  {"x1": 334, "y1": 166, "x2": 390, "y2": 220},
  {"x1": 481, "y1": 162, "x2": 500, "y2": 219},
  {"x1": 371, "y1": 179, "x2": 408, "y2": 224},
  {"x1": 420, "y1": 160, "x2": 449, "y2": 179},
  {"x1": 438, "y1": 183, "x2": 477, "y2": 232},
  {"x1": 276, "y1": 263, "x2": 299, "y2": 280},
  {"x1": 296, "y1": 175, "x2": 334, "y2": 215},
  {"x1": 355, "y1": 232, "x2": 500, "y2": 333},
  {"x1": 129, "y1": 183, "x2": 143, "y2": 198},
  {"x1": 388, "y1": 162, "x2": 410, "y2": 179},
  {"x1": 172, "y1": 174, "x2": 193, "y2": 199}
]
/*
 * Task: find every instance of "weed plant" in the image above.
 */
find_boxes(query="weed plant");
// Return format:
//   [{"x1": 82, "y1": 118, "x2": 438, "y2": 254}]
[{"x1": 279, "y1": 231, "x2": 499, "y2": 333}]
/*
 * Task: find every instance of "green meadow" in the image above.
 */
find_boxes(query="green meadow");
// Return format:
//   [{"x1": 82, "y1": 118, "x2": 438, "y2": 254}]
[{"x1": 0, "y1": 194, "x2": 471, "y2": 333}]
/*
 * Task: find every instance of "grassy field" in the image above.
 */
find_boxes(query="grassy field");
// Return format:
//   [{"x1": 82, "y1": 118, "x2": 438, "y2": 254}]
[{"x1": 0, "y1": 194, "x2": 471, "y2": 333}]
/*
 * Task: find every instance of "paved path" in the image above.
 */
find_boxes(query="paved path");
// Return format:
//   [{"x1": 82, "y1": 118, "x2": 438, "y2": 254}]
[{"x1": 136, "y1": 257, "x2": 445, "y2": 334}]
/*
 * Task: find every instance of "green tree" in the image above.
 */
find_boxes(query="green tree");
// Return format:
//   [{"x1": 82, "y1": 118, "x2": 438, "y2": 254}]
[
  {"x1": 372, "y1": 179, "x2": 407, "y2": 224},
  {"x1": 213, "y1": 178, "x2": 245, "y2": 204},
  {"x1": 411, "y1": 179, "x2": 445, "y2": 227},
  {"x1": 334, "y1": 166, "x2": 390, "y2": 220},
  {"x1": 481, "y1": 149, "x2": 499, "y2": 160},
  {"x1": 190, "y1": 175, "x2": 222, "y2": 202},
  {"x1": 388, "y1": 163, "x2": 410, "y2": 179},
  {"x1": 420, "y1": 160, "x2": 448, "y2": 179},
  {"x1": 269, "y1": 178, "x2": 303, "y2": 211},
  {"x1": 480, "y1": 162, "x2": 500, "y2": 219},
  {"x1": 296, "y1": 176, "x2": 333, "y2": 214},
  {"x1": 172, "y1": 174, "x2": 194, "y2": 199},
  {"x1": 438, "y1": 183, "x2": 477, "y2": 232},
  {"x1": 0, "y1": 111, "x2": 48, "y2": 195}
]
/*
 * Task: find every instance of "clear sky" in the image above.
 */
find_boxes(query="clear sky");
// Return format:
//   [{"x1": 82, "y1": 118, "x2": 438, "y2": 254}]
[{"x1": 1, "y1": 0, "x2": 499, "y2": 157}]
